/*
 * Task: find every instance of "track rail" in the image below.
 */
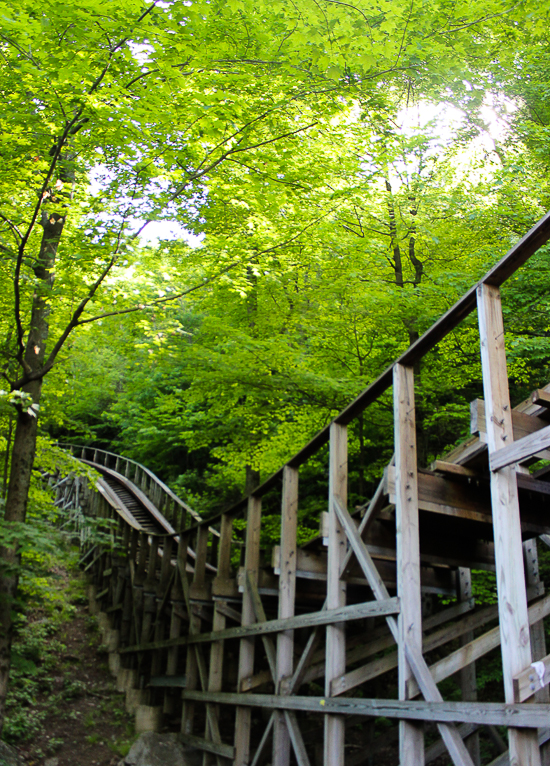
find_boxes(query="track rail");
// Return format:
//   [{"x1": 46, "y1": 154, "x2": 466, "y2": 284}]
[{"x1": 83, "y1": 459, "x2": 174, "y2": 536}]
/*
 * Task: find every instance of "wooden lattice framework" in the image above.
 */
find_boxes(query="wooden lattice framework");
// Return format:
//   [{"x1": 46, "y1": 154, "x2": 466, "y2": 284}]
[{"x1": 68, "y1": 210, "x2": 550, "y2": 766}]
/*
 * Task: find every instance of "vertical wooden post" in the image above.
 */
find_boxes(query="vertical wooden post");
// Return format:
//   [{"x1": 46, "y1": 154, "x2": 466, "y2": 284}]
[
  {"x1": 204, "y1": 513, "x2": 234, "y2": 764},
  {"x1": 235, "y1": 495, "x2": 262, "y2": 766},
  {"x1": 324, "y1": 422, "x2": 347, "y2": 766},
  {"x1": 394, "y1": 363, "x2": 424, "y2": 766},
  {"x1": 273, "y1": 466, "x2": 299, "y2": 766},
  {"x1": 458, "y1": 568, "x2": 481, "y2": 766},
  {"x1": 477, "y1": 283, "x2": 541, "y2": 766},
  {"x1": 181, "y1": 531, "x2": 199, "y2": 735},
  {"x1": 523, "y1": 539, "x2": 549, "y2": 702},
  {"x1": 194, "y1": 526, "x2": 209, "y2": 591}
]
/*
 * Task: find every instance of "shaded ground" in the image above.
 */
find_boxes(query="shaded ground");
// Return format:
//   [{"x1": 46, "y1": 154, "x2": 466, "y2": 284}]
[{"x1": 9, "y1": 581, "x2": 135, "y2": 766}]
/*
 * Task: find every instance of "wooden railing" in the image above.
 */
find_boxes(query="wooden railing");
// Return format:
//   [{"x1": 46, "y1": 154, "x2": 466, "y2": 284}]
[{"x1": 58, "y1": 443, "x2": 201, "y2": 526}]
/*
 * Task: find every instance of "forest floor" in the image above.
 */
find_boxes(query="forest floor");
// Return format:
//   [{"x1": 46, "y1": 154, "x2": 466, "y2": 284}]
[{"x1": 6, "y1": 565, "x2": 136, "y2": 766}]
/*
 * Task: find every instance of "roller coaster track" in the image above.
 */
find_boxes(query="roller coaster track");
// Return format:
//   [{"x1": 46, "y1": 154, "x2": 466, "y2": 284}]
[
  {"x1": 56, "y1": 444, "x2": 218, "y2": 573},
  {"x1": 53, "y1": 212, "x2": 550, "y2": 766}
]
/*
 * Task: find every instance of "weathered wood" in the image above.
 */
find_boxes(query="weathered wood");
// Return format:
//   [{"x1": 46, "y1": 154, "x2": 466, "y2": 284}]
[
  {"x1": 120, "y1": 597, "x2": 399, "y2": 654},
  {"x1": 250, "y1": 714, "x2": 274, "y2": 766},
  {"x1": 531, "y1": 389, "x2": 550, "y2": 409},
  {"x1": 478, "y1": 283, "x2": 541, "y2": 765},
  {"x1": 457, "y1": 568, "x2": 480, "y2": 766},
  {"x1": 425, "y1": 725, "x2": 479, "y2": 765},
  {"x1": 182, "y1": 209, "x2": 549, "y2": 493},
  {"x1": 203, "y1": 513, "x2": 234, "y2": 765},
  {"x1": 235, "y1": 494, "x2": 262, "y2": 766},
  {"x1": 324, "y1": 422, "x2": 347, "y2": 766},
  {"x1": 524, "y1": 538, "x2": 549, "y2": 703},
  {"x1": 407, "y1": 593, "x2": 550, "y2": 698},
  {"x1": 332, "y1": 497, "x2": 397, "y2": 633},
  {"x1": 179, "y1": 689, "x2": 550, "y2": 728},
  {"x1": 486, "y1": 729, "x2": 550, "y2": 766},
  {"x1": 394, "y1": 363, "x2": 424, "y2": 766},
  {"x1": 285, "y1": 605, "x2": 325, "y2": 694},
  {"x1": 513, "y1": 652, "x2": 550, "y2": 703},
  {"x1": 181, "y1": 534, "x2": 201, "y2": 737},
  {"x1": 285, "y1": 711, "x2": 312, "y2": 766},
  {"x1": 471, "y1": 397, "x2": 550, "y2": 449},
  {"x1": 331, "y1": 599, "x2": 500, "y2": 696},
  {"x1": 432, "y1": 461, "x2": 478, "y2": 479},
  {"x1": 489, "y1": 422, "x2": 550, "y2": 470},
  {"x1": 386, "y1": 463, "x2": 550, "y2": 535},
  {"x1": 274, "y1": 466, "x2": 299, "y2": 766},
  {"x1": 339, "y1": 474, "x2": 388, "y2": 576},
  {"x1": 246, "y1": 571, "x2": 277, "y2": 680},
  {"x1": 179, "y1": 732, "x2": 234, "y2": 759},
  {"x1": 405, "y1": 645, "x2": 476, "y2": 766}
]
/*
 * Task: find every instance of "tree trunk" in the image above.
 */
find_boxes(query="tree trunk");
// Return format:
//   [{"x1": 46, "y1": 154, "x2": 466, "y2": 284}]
[{"x1": 0, "y1": 211, "x2": 64, "y2": 732}]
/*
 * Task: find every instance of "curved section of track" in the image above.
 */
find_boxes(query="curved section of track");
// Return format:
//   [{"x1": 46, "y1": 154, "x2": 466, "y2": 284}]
[{"x1": 81, "y1": 459, "x2": 175, "y2": 537}]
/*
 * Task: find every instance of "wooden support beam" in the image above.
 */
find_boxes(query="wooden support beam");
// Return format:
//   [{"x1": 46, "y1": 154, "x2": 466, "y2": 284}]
[
  {"x1": 524, "y1": 538, "x2": 549, "y2": 704},
  {"x1": 425, "y1": 725, "x2": 479, "y2": 765},
  {"x1": 513, "y1": 652, "x2": 550, "y2": 703},
  {"x1": 339, "y1": 474, "x2": 388, "y2": 576},
  {"x1": 394, "y1": 363, "x2": 424, "y2": 766},
  {"x1": 285, "y1": 603, "x2": 326, "y2": 695},
  {"x1": 531, "y1": 388, "x2": 550, "y2": 410},
  {"x1": 407, "y1": 590, "x2": 550, "y2": 701},
  {"x1": 285, "y1": 711, "x2": 312, "y2": 766},
  {"x1": 235, "y1": 494, "x2": 262, "y2": 766},
  {"x1": 179, "y1": 733, "x2": 234, "y2": 760},
  {"x1": 331, "y1": 599, "x2": 498, "y2": 696},
  {"x1": 274, "y1": 466, "x2": 298, "y2": 766},
  {"x1": 477, "y1": 282, "x2": 541, "y2": 765},
  {"x1": 471, "y1": 397, "x2": 550, "y2": 450},
  {"x1": 204, "y1": 513, "x2": 233, "y2": 765},
  {"x1": 250, "y1": 714, "x2": 274, "y2": 766},
  {"x1": 489, "y1": 423, "x2": 550, "y2": 471},
  {"x1": 432, "y1": 461, "x2": 478, "y2": 479},
  {"x1": 246, "y1": 571, "x2": 277, "y2": 680},
  {"x1": 324, "y1": 422, "x2": 347, "y2": 766},
  {"x1": 457, "y1": 569, "x2": 481, "y2": 766},
  {"x1": 120, "y1": 597, "x2": 399, "y2": 654},
  {"x1": 180, "y1": 689, "x2": 550, "y2": 728}
]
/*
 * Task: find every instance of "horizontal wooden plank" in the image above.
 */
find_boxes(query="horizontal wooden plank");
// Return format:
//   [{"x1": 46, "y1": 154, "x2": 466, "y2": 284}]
[
  {"x1": 149, "y1": 675, "x2": 187, "y2": 687},
  {"x1": 385, "y1": 465, "x2": 493, "y2": 524},
  {"x1": 385, "y1": 465, "x2": 550, "y2": 534},
  {"x1": 179, "y1": 689, "x2": 550, "y2": 728},
  {"x1": 490, "y1": 424, "x2": 550, "y2": 470},
  {"x1": 120, "y1": 598, "x2": 400, "y2": 654},
  {"x1": 179, "y1": 732, "x2": 234, "y2": 759},
  {"x1": 432, "y1": 461, "x2": 479, "y2": 479},
  {"x1": 513, "y1": 651, "x2": 550, "y2": 703}
]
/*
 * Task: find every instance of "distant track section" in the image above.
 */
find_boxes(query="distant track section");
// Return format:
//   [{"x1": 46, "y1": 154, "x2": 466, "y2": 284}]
[{"x1": 80, "y1": 459, "x2": 175, "y2": 537}]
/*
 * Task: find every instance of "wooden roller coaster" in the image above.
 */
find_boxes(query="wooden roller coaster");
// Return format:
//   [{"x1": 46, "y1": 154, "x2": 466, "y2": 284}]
[{"x1": 56, "y1": 210, "x2": 550, "y2": 766}]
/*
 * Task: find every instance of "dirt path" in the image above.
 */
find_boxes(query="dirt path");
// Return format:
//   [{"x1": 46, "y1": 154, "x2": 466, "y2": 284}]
[{"x1": 15, "y1": 602, "x2": 134, "y2": 766}]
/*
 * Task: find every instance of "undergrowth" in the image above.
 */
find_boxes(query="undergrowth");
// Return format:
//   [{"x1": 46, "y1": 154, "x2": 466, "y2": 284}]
[{"x1": 3, "y1": 541, "x2": 84, "y2": 744}]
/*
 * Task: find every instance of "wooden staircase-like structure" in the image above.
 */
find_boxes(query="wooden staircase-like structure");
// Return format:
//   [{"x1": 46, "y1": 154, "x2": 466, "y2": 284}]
[{"x1": 61, "y1": 210, "x2": 550, "y2": 765}]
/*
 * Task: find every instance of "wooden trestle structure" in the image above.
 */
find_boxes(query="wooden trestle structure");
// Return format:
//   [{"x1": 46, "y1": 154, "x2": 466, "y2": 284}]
[{"x1": 61, "y1": 210, "x2": 550, "y2": 765}]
